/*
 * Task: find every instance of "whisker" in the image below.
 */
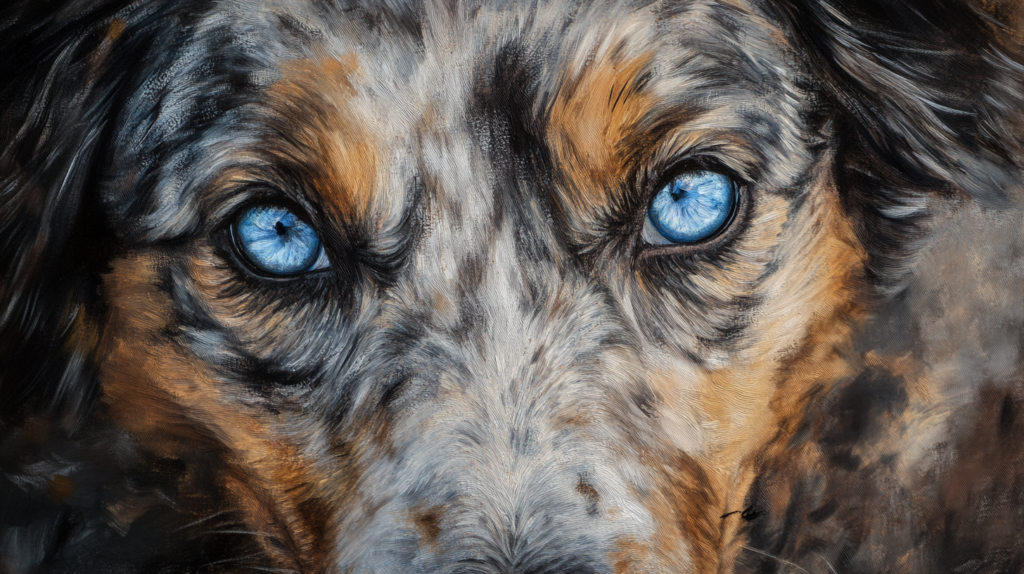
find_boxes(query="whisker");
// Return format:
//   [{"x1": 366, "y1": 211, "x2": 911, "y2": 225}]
[
  {"x1": 742, "y1": 546, "x2": 811, "y2": 574},
  {"x1": 199, "y1": 553, "x2": 262, "y2": 570},
  {"x1": 205, "y1": 529, "x2": 282, "y2": 539},
  {"x1": 816, "y1": 553, "x2": 839, "y2": 574},
  {"x1": 241, "y1": 566, "x2": 301, "y2": 573},
  {"x1": 173, "y1": 510, "x2": 233, "y2": 533}
]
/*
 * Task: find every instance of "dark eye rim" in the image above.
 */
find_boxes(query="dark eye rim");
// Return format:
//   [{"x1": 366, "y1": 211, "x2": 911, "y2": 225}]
[
  {"x1": 223, "y1": 199, "x2": 330, "y2": 281},
  {"x1": 633, "y1": 160, "x2": 750, "y2": 260}
]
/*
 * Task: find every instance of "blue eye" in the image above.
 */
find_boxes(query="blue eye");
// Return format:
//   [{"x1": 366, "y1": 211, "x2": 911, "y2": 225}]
[
  {"x1": 643, "y1": 171, "x2": 737, "y2": 245},
  {"x1": 232, "y1": 205, "x2": 329, "y2": 276}
]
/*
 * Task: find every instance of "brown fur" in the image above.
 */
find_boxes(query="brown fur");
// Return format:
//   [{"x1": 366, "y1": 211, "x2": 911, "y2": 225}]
[{"x1": 2, "y1": 0, "x2": 1024, "y2": 572}]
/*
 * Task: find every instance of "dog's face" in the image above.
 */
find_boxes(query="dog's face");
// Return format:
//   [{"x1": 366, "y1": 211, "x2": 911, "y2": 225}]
[{"x1": 2, "y1": 0, "x2": 1023, "y2": 572}]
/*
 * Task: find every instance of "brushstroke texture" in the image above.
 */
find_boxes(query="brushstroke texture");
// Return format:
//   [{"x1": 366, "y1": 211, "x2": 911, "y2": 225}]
[{"x1": 1, "y1": 0, "x2": 1023, "y2": 572}]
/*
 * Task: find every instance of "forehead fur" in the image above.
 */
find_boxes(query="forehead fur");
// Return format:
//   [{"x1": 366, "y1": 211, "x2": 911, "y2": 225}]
[{"x1": 103, "y1": 0, "x2": 815, "y2": 244}]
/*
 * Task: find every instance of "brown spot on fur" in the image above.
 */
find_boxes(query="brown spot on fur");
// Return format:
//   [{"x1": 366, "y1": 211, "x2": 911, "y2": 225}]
[
  {"x1": 106, "y1": 18, "x2": 125, "y2": 41},
  {"x1": 46, "y1": 475, "x2": 74, "y2": 502},
  {"x1": 577, "y1": 474, "x2": 602, "y2": 517},
  {"x1": 576, "y1": 475, "x2": 601, "y2": 504},
  {"x1": 611, "y1": 537, "x2": 649, "y2": 574},
  {"x1": 412, "y1": 504, "x2": 444, "y2": 544}
]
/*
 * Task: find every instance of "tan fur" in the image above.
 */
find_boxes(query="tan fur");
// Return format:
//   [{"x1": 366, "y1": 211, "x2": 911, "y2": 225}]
[{"x1": 2, "y1": 0, "x2": 1023, "y2": 572}]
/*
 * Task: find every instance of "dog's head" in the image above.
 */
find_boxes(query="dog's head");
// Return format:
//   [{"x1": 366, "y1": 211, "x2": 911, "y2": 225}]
[{"x1": 2, "y1": 0, "x2": 1023, "y2": 572}]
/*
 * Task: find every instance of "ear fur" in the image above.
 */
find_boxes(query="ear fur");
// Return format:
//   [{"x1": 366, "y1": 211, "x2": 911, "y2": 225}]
[
  {"x1": 769, "y1": 0, "x2": 1024, "y2": 285},
  {"x1": 0, "y1": 2, "x2": 129, "y2": 425}
]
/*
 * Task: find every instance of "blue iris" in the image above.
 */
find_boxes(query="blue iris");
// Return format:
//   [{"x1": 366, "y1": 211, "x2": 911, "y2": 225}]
[
  {"x1": 233, "y1": 205, "x2": 324, "y2": 276},
  {"x1": 646, "y1": 171, "x2": 736, "y2": 243}
]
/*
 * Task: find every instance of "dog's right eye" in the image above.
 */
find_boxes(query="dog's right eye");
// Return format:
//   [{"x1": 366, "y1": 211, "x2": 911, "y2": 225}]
[
  {"x1": 231, "y1": 205, "x2": 330, "y2": 276},
  {"x1": 642, "y1": 171, "x2": 738, "y2": 246}
]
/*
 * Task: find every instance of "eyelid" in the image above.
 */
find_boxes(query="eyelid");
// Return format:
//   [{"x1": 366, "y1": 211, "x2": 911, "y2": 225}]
[
  {"x1": 641, "y1": 218, "x2": 676, "y2": 246},
  {"x1": 645, "y1": 156, "x2": 745, "y2": 192},
  {"x1": 647, "y1": 131, "x2": 762, "y2": 185},
  {"x1": 207, "y1": 181, "x2": 322, "y2": 231}
]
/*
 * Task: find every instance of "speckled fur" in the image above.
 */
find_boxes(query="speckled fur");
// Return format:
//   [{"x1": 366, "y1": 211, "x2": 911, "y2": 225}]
[{"x1": 2, "y1": 0, "x2": 1024, "y2": 572}]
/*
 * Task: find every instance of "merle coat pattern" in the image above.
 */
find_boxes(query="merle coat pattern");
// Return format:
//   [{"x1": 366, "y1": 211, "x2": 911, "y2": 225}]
[{"x1": 2, "y1": 0, "x2": 1024, "y2": 572}]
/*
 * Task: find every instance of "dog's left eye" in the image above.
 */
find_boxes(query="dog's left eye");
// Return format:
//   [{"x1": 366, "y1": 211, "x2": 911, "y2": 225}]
[
  {"x1": 232, "y1": 205, "x2": 329, "y2": 276},
  {"x1": 642, "y1": 171, "x2": 737, "y2": 245}
]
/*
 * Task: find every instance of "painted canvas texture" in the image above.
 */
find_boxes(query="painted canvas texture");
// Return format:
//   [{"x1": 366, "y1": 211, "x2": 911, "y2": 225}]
[{"x1": 2, "y1": 0, "x2": 1024, "y2": 572}]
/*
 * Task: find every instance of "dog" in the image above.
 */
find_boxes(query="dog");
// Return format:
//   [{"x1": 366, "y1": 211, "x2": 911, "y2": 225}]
[{"x1": 2, "y1": 0, "x2": 1024, "y2": 571}]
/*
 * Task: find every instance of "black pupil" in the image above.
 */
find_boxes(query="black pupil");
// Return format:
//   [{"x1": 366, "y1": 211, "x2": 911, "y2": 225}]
[
  {"x1": 274, "y1": 220, "x2": 287, "y2": 236},
  {"x1": 669, "y1": 183, "x2": 685, "y2": 202}
]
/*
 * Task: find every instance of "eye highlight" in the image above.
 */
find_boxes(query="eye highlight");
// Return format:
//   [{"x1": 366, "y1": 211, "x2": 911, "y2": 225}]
[
  {"x1": 642, "y1": 171, "x2": 737, "y2": 245},
  {"x1": 232, "y1": 205, "x2": 329, "y2": 276}
]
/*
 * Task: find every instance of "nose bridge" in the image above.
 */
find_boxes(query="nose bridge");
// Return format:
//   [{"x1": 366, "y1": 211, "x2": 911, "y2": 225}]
[
  {"x1": 331, "y1": 90, "x2": 674, "y2": 563},
  {"x1": 412, "y1": 112, "x2": 556, "y2": 328},
  {"x1": 405, "y1": 107, "x2": 649, "y2": 449},
  {"x1": 335, "y1": 118, "x2": 664, "y2": 573}
]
